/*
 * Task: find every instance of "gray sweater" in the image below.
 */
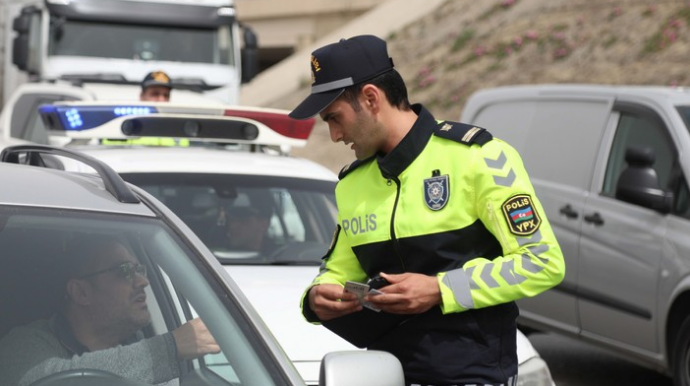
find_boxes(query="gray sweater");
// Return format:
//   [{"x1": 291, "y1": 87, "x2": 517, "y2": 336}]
[{"x1": 0, "y1": 315, "x2": 180, "y2": 386}]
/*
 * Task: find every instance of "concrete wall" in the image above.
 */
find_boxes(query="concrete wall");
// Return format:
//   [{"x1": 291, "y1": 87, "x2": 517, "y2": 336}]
[
  {"x1": 240, "y1": 0, "x2": 447, "y2": 107},
  {"x1": 235, "y1": 0, "x2": 385, "y2": 51}
]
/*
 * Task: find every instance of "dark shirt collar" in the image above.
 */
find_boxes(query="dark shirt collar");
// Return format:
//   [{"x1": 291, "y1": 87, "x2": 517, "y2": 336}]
[
  {"x1": 50, "y1": 313, "x2": 142, "y2": 355},
  {"x1": 50, "y1": 313, "x2": 88, "y2": 355},
  {"x1": 377, "y1": 104, "x2": 438, "y2": 178}
]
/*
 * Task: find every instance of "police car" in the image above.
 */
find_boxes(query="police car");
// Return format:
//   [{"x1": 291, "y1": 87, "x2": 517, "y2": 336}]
[
  {"x1": 34, "y1": 101, "x2": 556, "y2": 386},
  {"x1": 0, "y1": 143, "x2": 404, "y2": 386}
]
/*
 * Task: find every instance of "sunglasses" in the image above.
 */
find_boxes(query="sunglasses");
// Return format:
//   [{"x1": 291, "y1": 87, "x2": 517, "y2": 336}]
[{"x1": 80, "y1": 261, "x2": 147, "y2": 282}]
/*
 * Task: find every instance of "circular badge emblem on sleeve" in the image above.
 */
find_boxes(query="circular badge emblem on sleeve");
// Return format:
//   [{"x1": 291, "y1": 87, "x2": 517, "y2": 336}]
[
  {"x1": 502, "y1": 194, "x2": 541, "y2": 235},
  {"x1": 424, "y1": 175, "x2": 449, "y2": 211}
]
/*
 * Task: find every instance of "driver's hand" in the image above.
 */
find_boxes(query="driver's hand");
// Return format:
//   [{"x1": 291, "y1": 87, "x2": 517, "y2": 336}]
[{"x1": 172, "y1": 318, "x2": 221, "y2": 360}]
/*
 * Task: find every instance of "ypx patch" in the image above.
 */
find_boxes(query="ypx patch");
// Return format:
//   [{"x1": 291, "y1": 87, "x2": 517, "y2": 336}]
[{"x1": 502, "y1": 194, "x2": 541, "y2": 236}]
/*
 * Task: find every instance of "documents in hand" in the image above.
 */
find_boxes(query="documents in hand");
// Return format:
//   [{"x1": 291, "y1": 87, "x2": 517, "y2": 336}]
[
  {"x1": 322, "y1": 280, "x2": 412, "y2": 348},
  {"x1": 345, "y1": 280, "x2": 382, "y2": 312}
]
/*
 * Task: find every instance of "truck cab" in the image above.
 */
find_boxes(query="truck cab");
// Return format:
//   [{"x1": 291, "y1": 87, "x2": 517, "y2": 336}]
[{"x1": 3, "y1": 0, "x2": 258, "y2": 106}]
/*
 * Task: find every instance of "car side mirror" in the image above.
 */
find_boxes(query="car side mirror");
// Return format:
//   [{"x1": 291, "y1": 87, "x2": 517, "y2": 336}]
[
  {"x1": 11, "y1": 6, "x2": 41, "y2": 74},
  {"x1": 319, "y1": 350, "x2": 404, "y2": 386},
  {"x1": 241, "y1": 26, "x2": 259, "y2": 84},
  {"x1": 615, "y1": 146, "x2": 673, "y2": 213}
]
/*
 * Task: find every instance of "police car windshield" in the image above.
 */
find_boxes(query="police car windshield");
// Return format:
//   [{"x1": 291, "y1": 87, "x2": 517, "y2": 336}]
[{"x1": 121, "y1": 173, "x2": 337, "y2": 265}]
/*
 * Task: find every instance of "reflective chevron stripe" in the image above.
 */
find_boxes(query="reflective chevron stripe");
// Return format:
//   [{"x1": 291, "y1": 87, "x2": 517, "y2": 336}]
[
  {"x1": 484, "y1": 151, "x2": 516, "y2": 187},
  {"x1": 446, "y1": 231, "x2": 549, "y2": 296}
]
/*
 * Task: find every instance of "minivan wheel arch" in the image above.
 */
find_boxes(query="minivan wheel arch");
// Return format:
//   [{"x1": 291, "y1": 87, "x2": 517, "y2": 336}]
[
  {"x1": 668, "y1": 292, "x2": 690, "y2": 378},
  {"x1": 672, "y1": 316, "x2": 690, "y2": 386}
]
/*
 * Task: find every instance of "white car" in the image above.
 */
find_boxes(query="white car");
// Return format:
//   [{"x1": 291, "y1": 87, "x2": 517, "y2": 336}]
[
  {"x1": 0, "y1": 143, "x2": 404, "y2": 386},
  {"x1": 35, "y1": 101, "x2": 555, "y2": 386}
]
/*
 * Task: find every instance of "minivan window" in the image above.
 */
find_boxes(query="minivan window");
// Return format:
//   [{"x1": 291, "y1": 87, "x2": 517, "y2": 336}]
[
  {"x1": 676, "y1": 179, "x2": 690, "y2": 218},
  {"x1": 676, "y1": 106, "x2": 690, "y2": 132},
  {"x1": 603, "y1": 110, "x2": 676, "y2": 198},
  {"x1": 470, "y1": 98, "x2": 610, "y2": 190}
]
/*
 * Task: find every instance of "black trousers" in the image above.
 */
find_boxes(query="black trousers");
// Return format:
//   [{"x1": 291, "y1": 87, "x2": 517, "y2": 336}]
[{"x1": 408, "y1": 375, "x2": 517, "y2": 386}]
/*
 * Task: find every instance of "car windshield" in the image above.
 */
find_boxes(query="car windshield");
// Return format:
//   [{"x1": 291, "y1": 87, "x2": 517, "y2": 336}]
[
  {"x1": 49, "y1": 19, "x2": 234, "y2": 65},
  {"x1": 0, "y1": 205, "x2": 286, "y2": 385},
  {"x1": 121, "y1": 173, "x2": 338, "y2": 266}
]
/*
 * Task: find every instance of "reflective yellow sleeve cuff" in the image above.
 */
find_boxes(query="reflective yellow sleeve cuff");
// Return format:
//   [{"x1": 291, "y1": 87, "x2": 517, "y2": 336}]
[{"x1": 438, "y1": 273, "x2": 468, "y2": 314}]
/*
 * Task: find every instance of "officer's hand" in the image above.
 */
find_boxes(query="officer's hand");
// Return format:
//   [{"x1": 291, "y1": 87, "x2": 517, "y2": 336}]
[
  {"x1": 172, "y1": 317, "x2": 221, "y2": 360},
  {"x1": 308, "y1": 283, "x2": 362, "y2": 321},
  {"x1": 365, "y1": 272, "x2": 441, "y2": 314}
]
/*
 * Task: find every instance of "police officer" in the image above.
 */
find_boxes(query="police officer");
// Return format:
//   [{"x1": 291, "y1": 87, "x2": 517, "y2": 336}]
[
  {"x1": 140, "y1": 70, "x2": 172, "y2": 102},
  {"x1": 102, "y1": 70, "x2": 186, "y2": 146},
  {"x1": 289, "y1": 35, "x2": 565, "y2": 386}
]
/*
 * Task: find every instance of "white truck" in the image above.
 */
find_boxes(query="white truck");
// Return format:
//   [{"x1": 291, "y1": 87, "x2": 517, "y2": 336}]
[
  {"x1": 0, "y1": 0, "x2": 259, "y2": 145},
  {"x1": 0, "y1": 0, "x2": 259, "y2": 107}
]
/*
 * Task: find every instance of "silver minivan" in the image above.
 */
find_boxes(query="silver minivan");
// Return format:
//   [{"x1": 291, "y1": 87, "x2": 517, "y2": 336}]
[{"x1": 461, "y1": 84, "x2": 690, "y2": 386}]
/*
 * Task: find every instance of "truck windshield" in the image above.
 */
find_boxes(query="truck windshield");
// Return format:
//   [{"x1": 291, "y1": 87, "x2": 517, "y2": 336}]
[{"x1": 48, "y1": 20, "x2": 234, "y2": 65}]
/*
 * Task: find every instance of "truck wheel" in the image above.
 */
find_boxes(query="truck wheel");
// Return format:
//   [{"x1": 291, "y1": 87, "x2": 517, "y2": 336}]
[{"x1": 673, "y1": 317, "x2": 690, "y2": 386}]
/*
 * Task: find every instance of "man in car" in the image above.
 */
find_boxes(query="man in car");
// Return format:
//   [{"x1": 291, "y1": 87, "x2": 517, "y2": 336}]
[
  {"x1": 222, "y1": 205, "x2": 278, "y2": 256},
  {"x1": 140, "y1": 70, "x2": 173, "y2": 102},
  {"x1": 0, "y1": 235, "x2": 220, "y2": 386}
]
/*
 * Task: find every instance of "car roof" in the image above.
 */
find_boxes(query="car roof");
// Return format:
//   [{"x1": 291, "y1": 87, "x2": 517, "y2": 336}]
[
  {"x1": 0, "y1": 162, "x2": 154, "y2": 216},
  {"x1": 466, "y1": 83, "x2": 690, "y2": 105},
  {"x1": 72, "y1": 145, "x2": 339, "y2": 180}
]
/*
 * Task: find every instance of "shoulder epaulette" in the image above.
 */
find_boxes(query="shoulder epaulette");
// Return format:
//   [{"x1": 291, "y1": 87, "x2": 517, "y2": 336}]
[
  {"x1": 338, "y1": 157, "x2": 372, "y2": 180},
  {"x1": 433, "y1": 121, "x2": 493, "y2": 146}
]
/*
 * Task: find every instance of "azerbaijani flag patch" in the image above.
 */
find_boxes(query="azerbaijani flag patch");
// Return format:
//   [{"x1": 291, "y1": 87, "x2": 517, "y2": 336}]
[{"x1": 502, "y1": 194, "x2": 541, "y2": 236}]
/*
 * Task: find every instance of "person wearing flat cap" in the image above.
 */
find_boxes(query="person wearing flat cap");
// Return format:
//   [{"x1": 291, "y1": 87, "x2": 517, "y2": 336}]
[
  {"x1": 293, "y1": 35, "x2": 565, "y2": 386},
  {"x1": 140, "y1": 70, "x2": 172, "y2": 102}
]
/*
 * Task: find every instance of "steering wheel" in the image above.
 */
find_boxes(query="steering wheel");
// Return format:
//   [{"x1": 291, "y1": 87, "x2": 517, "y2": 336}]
[{"x1": 28, "y1": 369, "x2": 147, "y2": 386}]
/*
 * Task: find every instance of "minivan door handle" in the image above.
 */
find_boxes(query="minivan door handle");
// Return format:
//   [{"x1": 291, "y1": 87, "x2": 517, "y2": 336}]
[
  {"x1": 584, "y1": 212, "x2": 604, "y2": 226},
  {"x1": 559, "y1": 204, "x2": 578, "y2": 219}
]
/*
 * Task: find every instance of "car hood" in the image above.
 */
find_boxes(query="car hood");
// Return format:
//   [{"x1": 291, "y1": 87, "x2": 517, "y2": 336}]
[{"x1": 223, "y1": 265, "x2": 357, "y2": 383}]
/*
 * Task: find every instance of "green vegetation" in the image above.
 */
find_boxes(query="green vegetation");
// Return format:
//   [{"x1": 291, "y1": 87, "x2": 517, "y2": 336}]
[{"x1": 451, "y1": 29, "x2": 475, "y2": 52}]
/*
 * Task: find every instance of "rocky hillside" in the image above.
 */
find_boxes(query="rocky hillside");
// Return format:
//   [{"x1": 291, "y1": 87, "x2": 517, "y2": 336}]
[{"x1": 273, "y1": 0, "x2": 690, "y2": 173}]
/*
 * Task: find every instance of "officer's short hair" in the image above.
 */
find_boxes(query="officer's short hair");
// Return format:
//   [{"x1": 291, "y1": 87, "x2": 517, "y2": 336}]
[{"x1": 340, "y1": 69, "x2": 411, "y2": 112}]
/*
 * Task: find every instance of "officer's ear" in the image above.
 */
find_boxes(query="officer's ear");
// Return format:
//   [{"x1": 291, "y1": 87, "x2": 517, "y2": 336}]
[{"x1": 361, "y1": 84, "x2": 380, "y2": 113}]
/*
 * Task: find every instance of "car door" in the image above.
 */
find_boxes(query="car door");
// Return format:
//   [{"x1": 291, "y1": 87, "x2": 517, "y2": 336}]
[{"x1": 577, "y1": 102, "x2": 675, "y2": 354}]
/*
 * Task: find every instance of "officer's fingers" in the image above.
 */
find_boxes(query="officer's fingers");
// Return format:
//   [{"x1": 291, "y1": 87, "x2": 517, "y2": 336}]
[
  {"x1": 312, "y1": 287, "x2": 360, "y2": 308},
  {"x1": 379, "y1": 272, "x2": 406, "y2": 284},
  {"x1": 314, "y1": 297, "x2": 361, "y2": 320},
  {"x1": 312, "y1": 283, "x2": 345, "y2": 301},
  {"x1": 365, "y1": 292, "x2": 402, "y2": 305}
]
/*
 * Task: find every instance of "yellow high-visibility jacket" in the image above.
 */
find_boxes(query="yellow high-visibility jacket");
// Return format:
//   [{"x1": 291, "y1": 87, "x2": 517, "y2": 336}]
[{"x1": 301, "y1": 104, "x2": 565, "y2": 385}]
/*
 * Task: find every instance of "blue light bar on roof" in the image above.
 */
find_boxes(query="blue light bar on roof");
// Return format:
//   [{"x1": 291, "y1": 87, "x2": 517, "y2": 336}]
[{"x1": 39, "y1": 105, "x2": 158, "y2": 131}]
